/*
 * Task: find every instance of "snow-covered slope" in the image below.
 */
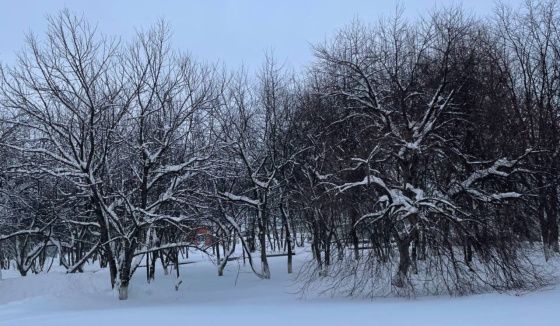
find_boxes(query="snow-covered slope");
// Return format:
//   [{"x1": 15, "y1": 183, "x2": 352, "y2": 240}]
[{"x1": 0, "y1": 250, "x2": 558, "y2": 325}]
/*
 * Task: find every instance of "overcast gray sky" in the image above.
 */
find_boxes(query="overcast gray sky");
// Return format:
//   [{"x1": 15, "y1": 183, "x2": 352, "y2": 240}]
[{"x1": 0, "y1": 0, "x2": 523, "y2": 71}]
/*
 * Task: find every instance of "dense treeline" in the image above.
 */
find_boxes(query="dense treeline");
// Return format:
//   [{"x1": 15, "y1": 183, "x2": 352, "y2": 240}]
[{"x1": 0, "y1": 1, "x2": 559, "y2": 299}]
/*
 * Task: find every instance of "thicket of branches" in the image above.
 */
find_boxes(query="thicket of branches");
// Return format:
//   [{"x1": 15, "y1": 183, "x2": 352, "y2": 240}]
[{"x1": 1, "y1": 1, "x2": 559, "y2": 299}]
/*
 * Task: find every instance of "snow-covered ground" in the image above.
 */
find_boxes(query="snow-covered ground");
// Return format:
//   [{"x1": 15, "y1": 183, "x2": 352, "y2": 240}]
[{"x1": 0, "y1": 249, "x2": 559, "y2": 325}]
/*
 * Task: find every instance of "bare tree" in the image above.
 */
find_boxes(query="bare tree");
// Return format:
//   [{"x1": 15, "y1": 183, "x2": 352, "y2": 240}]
[{"x1": 495, "y1": 0, "x2": 560, "y2": 259}]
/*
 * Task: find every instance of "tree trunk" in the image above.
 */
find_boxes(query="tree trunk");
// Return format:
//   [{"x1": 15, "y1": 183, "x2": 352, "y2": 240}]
[
  {"x1": 350, "y1": 209, "x2": 360, "y2": 260},
  {"x1": 218, "y1": 236, "x2": 236, "y2": 276},
  {"x1": 258, "y1": 210, "x2": 270, "y2": 279},
  {"x1": 539, "y1": 183, "x2": 559, "y2": 260},
  {"x1": 393, "y1": 237, "x2": 411, "y2": 288},
  {"x1": 280, "y1": 201, "x2": 293, "y2": 273},
  {"x1": 149, "y1": 251, "x2": 157, "y2": 280},
  {"x1": 118, "y1": 241, "x2": 136, "y2": 300},
  {"x1": 91, "y1": 198, "x2": 117, "y2": 288}
]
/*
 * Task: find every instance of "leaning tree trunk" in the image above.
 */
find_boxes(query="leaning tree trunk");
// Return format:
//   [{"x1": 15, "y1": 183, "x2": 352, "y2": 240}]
[
  {"x1": 218, "y1": 235, "x2": 236, "y2": 276},
  {"x1": 92, "y1": 197, "x2": 118, "y2": 288}
]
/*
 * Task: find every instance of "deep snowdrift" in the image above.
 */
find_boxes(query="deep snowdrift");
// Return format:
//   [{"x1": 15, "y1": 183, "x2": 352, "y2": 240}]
[{"x1": 0, "y1": 249, "x2": 559, "y2": 325}]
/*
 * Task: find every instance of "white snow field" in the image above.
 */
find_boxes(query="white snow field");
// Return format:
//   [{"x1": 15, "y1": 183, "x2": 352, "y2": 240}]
[{"x1": 0, "y1": 250, "x2": 559, "y2": 326}]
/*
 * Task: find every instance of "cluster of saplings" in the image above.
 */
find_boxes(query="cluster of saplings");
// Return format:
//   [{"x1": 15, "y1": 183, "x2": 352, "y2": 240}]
[{"x1": 1, "y1": 1, "x2": 559, "y2": 300}]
